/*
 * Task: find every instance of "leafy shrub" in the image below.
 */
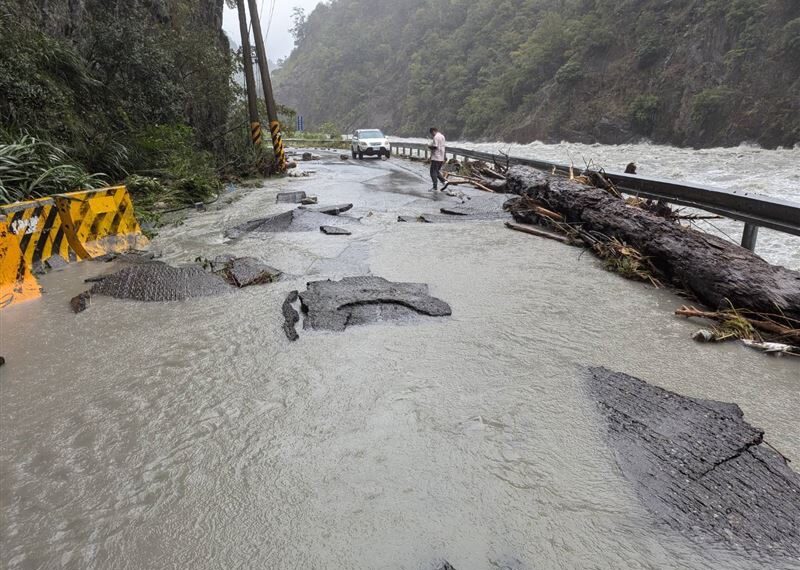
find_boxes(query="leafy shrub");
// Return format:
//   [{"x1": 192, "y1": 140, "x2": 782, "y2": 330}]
[
  {"x1": 635, "y1": 37, "x2": 664, "y2": 69},
  {"x1": 0, "y1": 134, "x2": 107, "y2": 204},
  {"x1": 629, "y1": 95, "x2": 660, "y2": 134},
  {"x1": 555, "y1": 60, "x2": 582, "y2": 84},
  {"x1": 691, "y1": 88, "x2": 735, "y2": 125}
]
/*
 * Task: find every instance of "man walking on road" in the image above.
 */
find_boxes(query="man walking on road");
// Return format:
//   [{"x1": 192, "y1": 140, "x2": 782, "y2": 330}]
[{"x1": 428, "y1": 127, "x2": 450, "y2": 196}]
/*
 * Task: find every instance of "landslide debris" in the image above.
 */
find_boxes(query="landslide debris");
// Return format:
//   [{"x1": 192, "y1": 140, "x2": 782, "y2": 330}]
[{"x1": 589, "y1": 367, "x2": 800, "y2": 558}]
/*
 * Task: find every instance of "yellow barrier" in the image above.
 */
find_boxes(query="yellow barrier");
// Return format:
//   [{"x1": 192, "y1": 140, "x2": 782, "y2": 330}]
[
  {"x1": 0, "y1": 215, "x2": 41, "y2": 308},
  {"x1": 0, "y1": 185, "x2": 148, "y2": 309},
  {"x1": 0, "y1": 197, "x2": 76, "y2": 268},
  {"x1": 56, "y1": 186, "x2": 148, "y2": 259}
]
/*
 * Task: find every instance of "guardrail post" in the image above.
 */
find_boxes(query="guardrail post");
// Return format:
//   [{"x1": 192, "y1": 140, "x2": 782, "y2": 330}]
[{"x1": 741, "y1": 223, "x2": 759, "y2": 251}]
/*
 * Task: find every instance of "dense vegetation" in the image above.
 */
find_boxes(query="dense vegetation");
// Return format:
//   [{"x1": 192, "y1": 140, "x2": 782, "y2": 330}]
[
  {"x1": 275, "y1": 0, "x2": 800, "y2": 148},
  {"x1": 0, "y1": 0, "x2": 265, "y2": 207}
]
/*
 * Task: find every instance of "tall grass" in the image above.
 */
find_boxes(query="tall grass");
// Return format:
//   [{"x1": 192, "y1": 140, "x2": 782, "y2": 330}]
[{"x1": 0, "y1": 135, "x2": 107, "y2": 204}]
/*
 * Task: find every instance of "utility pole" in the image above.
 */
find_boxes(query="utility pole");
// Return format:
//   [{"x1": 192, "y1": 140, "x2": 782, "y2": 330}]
[
  {"x1": 235, "y1": 0, "x2": 262, "y2": 149},
  {"x1": 247, "y1": 0, "x2": 286, "y2": 172}
]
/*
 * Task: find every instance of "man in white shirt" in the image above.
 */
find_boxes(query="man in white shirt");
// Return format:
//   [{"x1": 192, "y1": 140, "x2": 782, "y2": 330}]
[{"x1": 427, "y1": 127, "x2": 450, "y2": 196}]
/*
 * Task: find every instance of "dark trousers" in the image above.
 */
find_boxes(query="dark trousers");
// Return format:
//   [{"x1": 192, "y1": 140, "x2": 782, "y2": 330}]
[{"x1": 430, "y1": 160, "x2": 446, "y2": 188}]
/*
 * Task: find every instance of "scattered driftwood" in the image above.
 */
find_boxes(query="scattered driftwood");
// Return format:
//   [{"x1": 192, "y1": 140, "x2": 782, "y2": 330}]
[
  {"x1": 676, "y1": 305, "x2": 800, "y2": 346},
  {"x1": 590, "y1": 367, "x2": 800, "y2": 559},
  {"x1": 505, "y1": 167, "x2": 800, "y2": 326},
  {"x1": 444, "y1": 174, "x2": 495, "y2": 193},
  {"x1": 505, "y1": 222, "x2": 571, "y2": 244}
]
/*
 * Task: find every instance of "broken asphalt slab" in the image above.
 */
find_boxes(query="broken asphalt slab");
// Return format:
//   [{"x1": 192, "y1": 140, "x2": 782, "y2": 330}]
[
  {"x1": 589, "y1": 367, "x2": 800, "y2": 558},
  {"x1": 287, "y1": 276, "x2": 451, "y2": 336},
  {"x1": 226, "y1": 209, "x2": 358, "y2": 238},
  {"x1": 320, "y1": 226, "x2": 351, "y2": 235},
  {"x1": 222, "y1": 257, "x2": 282, "y2": 288},
  {"x1": 276, "y1": 191, "x2": 307, "y2": 203},
  {"x1": 298, "y1": 203, "x2": 353, "y2": 215},
  {"x1": 90, "y1": 257, "x2": 282, "y2": 302},
  {"x1": 91, "y1": 262, "x2": 232, "y2": 302}
]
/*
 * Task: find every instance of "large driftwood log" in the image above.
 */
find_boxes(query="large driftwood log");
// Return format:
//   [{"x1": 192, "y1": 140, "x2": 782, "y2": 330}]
[{"x1": 505, "y1": 167, "x2": 800, "y2": 324}]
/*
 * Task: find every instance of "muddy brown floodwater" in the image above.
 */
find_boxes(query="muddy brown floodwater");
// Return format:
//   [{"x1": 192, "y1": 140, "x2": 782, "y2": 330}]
[{"x1": 1, "y1": 152, "x2": 798, "y2": 569}]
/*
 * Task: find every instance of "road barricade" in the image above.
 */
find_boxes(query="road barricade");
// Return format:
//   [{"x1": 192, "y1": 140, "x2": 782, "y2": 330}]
[
  {"x1": 0, "y1": 196, "x2": 77, "y2": 269},
  {"x1": 0, "y1": 185, "x2": 148, "y2": 309},
  {"x1": 55, "y1": 186, "x2": 148, "y2": 259},
  {"x1": 0, "y1": 215, "x2": 42, "y2": 308}
]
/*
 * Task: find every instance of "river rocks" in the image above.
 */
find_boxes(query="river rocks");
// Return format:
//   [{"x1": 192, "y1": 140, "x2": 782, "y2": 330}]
[
  {"x1": 276, "y1": 191, "x2": 307, "y2": 204},
  {"x1": 320, "y1": 226, "x2": 351, "y2": 235},
  {"x1": 298, "y1": 276, "x2": 451, "y2": 333},
  {"x1": 70, "y1": 291, "x2": 91, "y2": 313},
  {"x1": 222, "y1": 257, "x2": 282, "y2": 288},
  {"x1": 91, "y1": 262, "x2": 232, "y2": 302},
  {"x1": 589, "y1": 367, "x2": 800, "y2": 558},
  {"x1": 300, "y1": 196, "x2": 318, "y2": 205},
  {"x1": 299, "y1": 203, "x2": 353, "y2": 215}
]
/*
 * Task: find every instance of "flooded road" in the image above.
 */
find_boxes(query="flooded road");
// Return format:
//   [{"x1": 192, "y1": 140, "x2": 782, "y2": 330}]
[{"x1": 1, "y1": 153, "x2": 798, "y2": 569}]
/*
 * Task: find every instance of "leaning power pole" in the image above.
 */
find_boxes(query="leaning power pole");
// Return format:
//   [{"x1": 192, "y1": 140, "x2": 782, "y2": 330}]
[
  {"x1": 246, "y1": 0, "x2": 286, "y2": 172},
  {"x1": 235, "y1": 0, "x2": 262, "y2": 149}
]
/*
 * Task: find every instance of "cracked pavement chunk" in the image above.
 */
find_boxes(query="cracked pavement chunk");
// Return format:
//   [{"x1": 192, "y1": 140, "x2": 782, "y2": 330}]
[
  {"x1": 298, "y1": 276, "x2": 451, "y2": 332},
  {"x1": 226, "y1": 209, "x2": 357, "y2": 237},
  {"x1": 91, "y1": 262, "x2": 231, "y2": 302},
  {"x1": 589, "y1": 367, "x2": 800, "y2": 558}
]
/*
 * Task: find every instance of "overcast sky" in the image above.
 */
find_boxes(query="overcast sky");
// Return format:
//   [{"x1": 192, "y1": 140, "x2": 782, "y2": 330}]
[{"x1": 222, "y1": 0, "x2": 324, "y2": 61}]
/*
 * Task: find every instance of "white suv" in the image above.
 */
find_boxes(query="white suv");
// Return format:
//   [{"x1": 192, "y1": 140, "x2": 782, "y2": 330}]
[{"x1": 351, "y1": 129, "x2": 390, "y2": 159}]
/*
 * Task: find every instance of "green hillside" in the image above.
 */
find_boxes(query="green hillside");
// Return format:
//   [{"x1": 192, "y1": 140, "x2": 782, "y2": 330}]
[{"x1": 275, "y1": 0, "x2": 800, "y2": 148}]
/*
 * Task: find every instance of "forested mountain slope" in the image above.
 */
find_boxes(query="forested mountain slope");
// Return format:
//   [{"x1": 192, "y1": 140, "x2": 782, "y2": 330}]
[
  {"x1": 1, "y1": 0, "x2": 238, "y2": 202},
  {"x1": 275, "y1": 0, "x2": 800, "y2": 148}
]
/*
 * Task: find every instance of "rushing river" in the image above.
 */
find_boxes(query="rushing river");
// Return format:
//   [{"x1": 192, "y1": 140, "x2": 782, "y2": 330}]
[
  {"x1": 1, "y1": 155, "x2": 798, "y2": 569},
  {"x1": 402, "y1": 139, "x2": 800, "y2": 271}
]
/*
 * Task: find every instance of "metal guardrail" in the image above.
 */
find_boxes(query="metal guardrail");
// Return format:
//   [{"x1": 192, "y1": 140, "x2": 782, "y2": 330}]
[{"x1": 390, "y1": 141, "x2": 800, "y2": 251}]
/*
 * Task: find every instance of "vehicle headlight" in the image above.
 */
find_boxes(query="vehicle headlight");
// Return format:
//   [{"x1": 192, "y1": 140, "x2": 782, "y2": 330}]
[{"x1": 359, "y1": 141, "x2": 368, "y2": 147}]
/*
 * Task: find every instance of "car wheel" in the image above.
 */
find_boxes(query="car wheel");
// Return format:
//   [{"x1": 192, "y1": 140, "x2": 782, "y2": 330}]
[
  {"x1": 385, "y1": 150, "x2": 391, "y2": 159},
  {"x1": 351, "y1": 148, "x2": 356, "y2": 159},
  {"x1": 358, "y1": 150, "x2": 363, "y2": 159}
]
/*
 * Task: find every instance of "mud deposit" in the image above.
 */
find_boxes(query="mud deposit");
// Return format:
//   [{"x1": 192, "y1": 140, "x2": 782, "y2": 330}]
[{"x1": 589, "y1": 367, "x2": 800, "y2": 559}]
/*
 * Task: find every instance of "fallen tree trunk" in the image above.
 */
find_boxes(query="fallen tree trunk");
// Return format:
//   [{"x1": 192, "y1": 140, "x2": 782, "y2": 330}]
[{"x1": 505, "y1": 167, "x2": 800, "y2": 325}]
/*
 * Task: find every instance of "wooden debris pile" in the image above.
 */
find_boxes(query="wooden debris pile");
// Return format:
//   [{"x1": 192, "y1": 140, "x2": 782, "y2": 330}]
[
  {"x1": 442, "y1": 158, "x2": 508, "y2": 193},
  {"x1": 503, "y1": 166, "x2": 800, "y2": 355}
]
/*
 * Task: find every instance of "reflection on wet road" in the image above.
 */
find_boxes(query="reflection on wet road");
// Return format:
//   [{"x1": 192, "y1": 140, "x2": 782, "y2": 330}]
[{"x1": 1, "y1": 152, "x2": 798, "y2": 569}]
